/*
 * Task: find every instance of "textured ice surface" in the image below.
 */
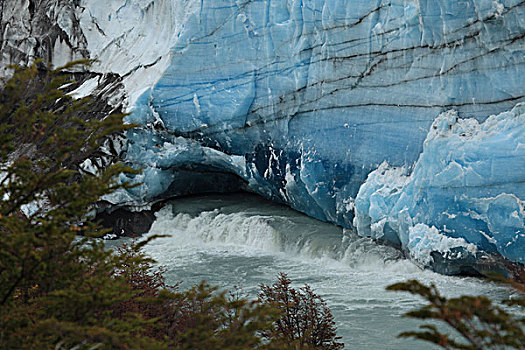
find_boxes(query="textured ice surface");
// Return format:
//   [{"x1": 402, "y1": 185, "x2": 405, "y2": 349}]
[
  {"x1": 0, "y1": 0, "x2": 199, "y2": 106},
  {"x1": 354, "y1": 104, "x2": 525, "y2": 265},
  {"x1": 103, "y1": 128, "x2": 248, "y2": 206},
  {"x1": 76, "y1": 0, "x2": 200, "y2": 106},
  {"x1": 111, "y1": 0, "x2": 525, "y2": 266}
]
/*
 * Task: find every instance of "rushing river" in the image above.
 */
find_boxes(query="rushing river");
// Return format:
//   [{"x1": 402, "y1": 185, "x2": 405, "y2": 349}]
[{"x1": 123, "y1": 193, "x2": 514, "y2": 349}]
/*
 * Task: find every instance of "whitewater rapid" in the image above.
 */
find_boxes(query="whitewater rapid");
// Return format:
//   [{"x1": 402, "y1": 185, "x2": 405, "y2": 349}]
[{"x1": 133, "y1": 193, "x2": 513, "y2": 349}]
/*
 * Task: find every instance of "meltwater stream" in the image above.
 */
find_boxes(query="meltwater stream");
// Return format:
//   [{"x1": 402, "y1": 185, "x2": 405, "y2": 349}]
[{"x1": 136, "y1": 193, "x2": 513, "y2": 349}]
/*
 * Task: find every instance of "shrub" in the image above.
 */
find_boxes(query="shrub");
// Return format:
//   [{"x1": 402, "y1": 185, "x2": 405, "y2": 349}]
[
  {"x1": 259, "y1": 273, "x2": 344, "y2": 349},
  {"x1": 0, "y1": 61, "x2": 154, "y2": 349},
  {"x1": 110, "y1": 242, "x2": 285, "y2": 349},
  {"x1": 387, "y1": 279, "x2": 525, "y2": 350}
]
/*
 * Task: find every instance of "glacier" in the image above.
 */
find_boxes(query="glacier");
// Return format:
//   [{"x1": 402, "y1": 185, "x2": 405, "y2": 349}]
[{"x1": 1, "y1": 0, "x2": 524, "y2": 272}]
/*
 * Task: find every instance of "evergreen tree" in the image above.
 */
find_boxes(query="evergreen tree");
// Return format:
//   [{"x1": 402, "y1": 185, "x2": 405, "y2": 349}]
[{"x1": 0, "y1": 61, "x2": 154, "y2": 348}]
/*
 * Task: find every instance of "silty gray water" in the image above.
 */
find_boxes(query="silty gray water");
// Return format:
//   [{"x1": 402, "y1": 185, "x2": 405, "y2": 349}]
[{"x1": 133, "y1": 193, "x2": 514, "y2": 349}]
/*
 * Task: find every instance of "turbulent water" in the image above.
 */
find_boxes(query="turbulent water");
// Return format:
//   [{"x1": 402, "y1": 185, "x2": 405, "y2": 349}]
[{"x1": 128, "y1": 193, "x2": 514, "y2": 349}]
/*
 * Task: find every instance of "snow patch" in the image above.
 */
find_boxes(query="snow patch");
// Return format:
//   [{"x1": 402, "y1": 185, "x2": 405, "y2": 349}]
[
  {"x1": 78, "y1": 0, "x2": 200, "y2": 107},
  {"x1": 69, "y1": 77, "x2": 99, "y2": 99}
]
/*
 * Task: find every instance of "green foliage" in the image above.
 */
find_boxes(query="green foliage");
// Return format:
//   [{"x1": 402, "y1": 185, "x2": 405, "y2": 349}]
[
  {"x1": 387, "y1": 279, "x2": 525, "y2": 350},
  {"x1": 259, "y1": 273, "x2": 344, "y2": 349},
  {"x1": 0, "y1": 61, "x2": 152, "y2": 349},
  {"x1": 0, "y1": 62, "x2": 343, "y2": 349}
]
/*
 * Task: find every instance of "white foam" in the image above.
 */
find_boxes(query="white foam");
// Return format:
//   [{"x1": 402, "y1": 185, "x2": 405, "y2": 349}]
[
  {"x1": 144, "y1": 200, "x2": 407, "y2": 275},
  {"x1": 148, "y1": 206, "x2": 282, "y2": 252}
]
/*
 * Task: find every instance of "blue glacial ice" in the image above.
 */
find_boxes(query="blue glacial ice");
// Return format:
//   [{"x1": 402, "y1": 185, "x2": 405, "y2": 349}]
[
  {"x1": 101, "y1": 0, "x2": 525, "y2": 269},
  {"x1": 353, "y1": 104, "x2": 525, "y2": 266}
]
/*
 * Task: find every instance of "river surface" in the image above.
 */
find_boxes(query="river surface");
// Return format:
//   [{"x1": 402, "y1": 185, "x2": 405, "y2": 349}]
[{"x1": 124, "y1": 193, "x2": 514, "y2": 349}]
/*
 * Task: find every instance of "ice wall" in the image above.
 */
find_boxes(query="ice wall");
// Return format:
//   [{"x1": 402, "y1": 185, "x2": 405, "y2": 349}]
[{"x1": 120, "y1": 0, "x2": 524, "y2": 267}]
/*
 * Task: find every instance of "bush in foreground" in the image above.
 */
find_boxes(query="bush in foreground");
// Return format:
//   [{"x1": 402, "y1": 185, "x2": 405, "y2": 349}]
[
  {"x1": 387, "y1": 279, "x2": 525, "y2": 349},
  {"x1": 259, "y1": 273, "x2": 344, "y2": 350}
]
